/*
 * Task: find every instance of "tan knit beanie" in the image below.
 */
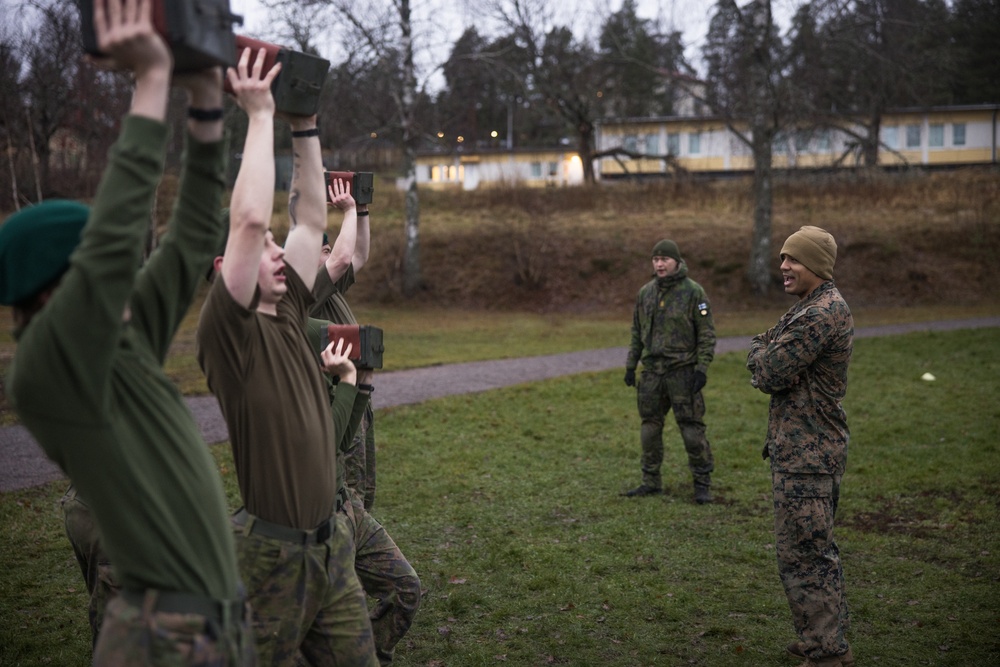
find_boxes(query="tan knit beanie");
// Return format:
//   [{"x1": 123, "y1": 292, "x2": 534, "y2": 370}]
[{"x1": 780, "y1": 226, "x2": 837, "y2": 280}]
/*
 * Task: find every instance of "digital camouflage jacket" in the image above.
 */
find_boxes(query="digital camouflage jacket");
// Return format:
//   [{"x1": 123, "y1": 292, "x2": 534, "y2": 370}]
[{"x1": 747, "y1": 281, "x2": 854, "y2": 474}]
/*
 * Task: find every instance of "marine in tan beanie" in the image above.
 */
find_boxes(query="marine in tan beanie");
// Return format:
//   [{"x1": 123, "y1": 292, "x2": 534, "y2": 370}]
[{"x1": 779, "y1": 226, "x2": 837, "y2": 298}]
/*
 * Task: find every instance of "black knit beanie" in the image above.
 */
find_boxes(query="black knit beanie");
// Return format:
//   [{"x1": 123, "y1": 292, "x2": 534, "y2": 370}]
[{"x1": 651, "y1": 239, "x2": 681, "y2": 261}]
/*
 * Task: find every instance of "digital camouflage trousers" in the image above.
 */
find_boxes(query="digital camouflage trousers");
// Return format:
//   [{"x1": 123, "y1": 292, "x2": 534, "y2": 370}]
[
  {"x1": 772, "y1": 470, "x2": 851, "y2": 659},
  {"x1": 94, "y1": 589, "x2": 256, "y2": 666},
  {"x1": 61, "y1": 483, "x2": 120, "y2": 648},
  {"x1": 342, "y1": 497, "x2": 421, "y2": 665},
  {"x1": 235, "y1": 512, "x2": 378, "y2": 667},
  {"x1": 636, "y1": 367, "x2": 714, "y2": 489}
]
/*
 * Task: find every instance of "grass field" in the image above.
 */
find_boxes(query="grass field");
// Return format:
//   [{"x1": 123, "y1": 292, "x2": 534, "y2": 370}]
[
  {"x1": 2, "y1": 327, "x2": 998, "y2": 666},
  {"x1": 0, "y1": 170, "x2": 997, "y2": 664}
]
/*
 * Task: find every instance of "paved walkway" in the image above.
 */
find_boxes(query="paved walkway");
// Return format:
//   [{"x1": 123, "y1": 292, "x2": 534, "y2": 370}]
[{"x1": 2, "y1": 317, "x2": 997, "y2": 492}]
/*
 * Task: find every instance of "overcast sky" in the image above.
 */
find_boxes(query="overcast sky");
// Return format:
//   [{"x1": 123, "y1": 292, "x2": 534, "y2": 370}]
[{"x1": 227, "y1": 0, "x2": 797, "y2": 85}]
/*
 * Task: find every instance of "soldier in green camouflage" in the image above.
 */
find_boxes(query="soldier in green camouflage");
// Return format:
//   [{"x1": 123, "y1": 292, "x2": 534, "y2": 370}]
[
  {"x1": 746, "y1": 226, "x2": 855, "y2": 667},
  {"x1": 60, "y1": 484, "x2": 120, "y2": 648},
  {"x1": 306, "y1": 315, "x2": 422, "y2": 666},
  {"x1": 624, "y1": 239, "x2": 716, "y2": 504},
  {"x1": 312, "y1": 209, "x2": 377, "y2": 512}
]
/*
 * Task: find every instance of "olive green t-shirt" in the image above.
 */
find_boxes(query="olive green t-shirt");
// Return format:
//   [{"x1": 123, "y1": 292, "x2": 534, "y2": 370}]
[
  {"x1": 8, "y1": 116, "x2": 239, "y2": 601},
  {"x1": 311, "y1": 264, "x2": 358, "y2": 324},
  {"x1": 197, "y1": 266, "x2": 341, "y2": 530}
]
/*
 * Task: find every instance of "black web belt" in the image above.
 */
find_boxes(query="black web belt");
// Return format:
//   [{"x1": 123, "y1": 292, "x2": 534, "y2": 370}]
[
  {"x1": 120, "y1": 589, "x2": 244, "y2": 626},
  {"x1": 232, "y1": 507, "x2": 333, "y2": 545}
]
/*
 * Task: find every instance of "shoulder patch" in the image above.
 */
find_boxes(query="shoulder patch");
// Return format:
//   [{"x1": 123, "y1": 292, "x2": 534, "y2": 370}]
[{"x1": 698, "y1": 302, "x2": 709, "y2": 316}]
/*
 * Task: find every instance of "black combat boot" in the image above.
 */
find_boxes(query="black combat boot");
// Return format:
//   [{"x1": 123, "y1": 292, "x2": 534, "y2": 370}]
[
  {"x1": 693, "y1": 481, "x2": 712, "y2": 504},
  {"x1": 621, "y1": 484, "x2": 662, "y2": 497}
]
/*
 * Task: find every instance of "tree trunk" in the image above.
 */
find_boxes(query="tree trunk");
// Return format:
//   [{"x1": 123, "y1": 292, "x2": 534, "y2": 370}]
[
  {"x1": 578, "y1": 121, "x2": 595, "y2": 184},
  {"x1": 399, "y1": 0, "x2": 422, "y2": 296},
  {"x1": 401, "y1": 146, "x2": 421, "y2": 296},
  {"x1": 862, "y1": 108, "x2": 882, "y2": 167},
  {"x1": 748, "y1": 127, "x2": 774, "y2": 296}
]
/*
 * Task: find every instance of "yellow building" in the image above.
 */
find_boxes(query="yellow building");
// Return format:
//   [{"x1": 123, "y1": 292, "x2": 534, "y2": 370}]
[
  {"x1": 415, "y1": 147, "x2": 585, "y2": 191},
  {"x1": 409, "y1": 105, "x2": 997, "y2": 191},
  {"x1": 595, "y1": 105, "x2": 1000, "y2": 179}
]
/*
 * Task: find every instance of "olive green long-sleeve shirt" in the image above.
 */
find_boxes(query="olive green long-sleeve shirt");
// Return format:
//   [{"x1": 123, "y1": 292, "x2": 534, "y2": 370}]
[{"x1": 8, "y1": 116, "x2": 239, "y2": 601}]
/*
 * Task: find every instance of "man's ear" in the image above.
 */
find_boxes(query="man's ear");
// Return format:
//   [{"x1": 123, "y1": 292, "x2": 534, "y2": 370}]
[{"x1": 206, "y1": 255, "x2": 225, "y2": 282}]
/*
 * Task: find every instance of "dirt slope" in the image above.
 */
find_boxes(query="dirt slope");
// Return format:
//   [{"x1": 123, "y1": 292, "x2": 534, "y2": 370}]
[{"x1": 340, "y1": 170, "x2": 1000, "y2": 314}]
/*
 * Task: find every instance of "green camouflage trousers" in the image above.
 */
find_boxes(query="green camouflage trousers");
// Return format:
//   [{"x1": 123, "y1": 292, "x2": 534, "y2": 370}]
[
  {"x1": 342, "y1": 497, "x2": 421, "y2": 665},
  {"x1": 235, "y1": 512, "x2": 378, "y2": 666},
  {"x1": 636, "y1": 367, "x2": 714, "y2": 488},
  {"x1": 60, "y1": 483, "x2": 120, "y2": 648},
  {"x1": 344, "y1": 406, "x2": 377, "y2": 511},
  {"x1": 772, "y1": 471, "x2": 850, "y2": 659},
  {"x1": 94, "y1": 589, "x2": 256, "y2": 665}
]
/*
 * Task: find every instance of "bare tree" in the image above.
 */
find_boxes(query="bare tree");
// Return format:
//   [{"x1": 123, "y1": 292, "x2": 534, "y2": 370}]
[
  {"x1": 0, "y1": 32, "x2": 26, "y2": 211},
  {"x1": 703, "y1": 0, "x2": 787, "y2": 295},
  {"x1": 264, "y1": 0, "x2": 431, "y2": 296},
  {"x1": 787, "y1": 0, "x2": 955, "y2": 168},
  {"x1": 488, "y1": 0, "x2": 604, "y2": 184},
  {"x1": 19, "y1": 0, "x2": 86, "y2": 199}
]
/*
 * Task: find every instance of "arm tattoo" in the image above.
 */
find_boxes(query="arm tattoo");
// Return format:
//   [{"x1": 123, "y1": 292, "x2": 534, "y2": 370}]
[
  {"x1": 288, "y1": 190, "x2": 300, "y2": 230},
  {"x1": 288, "y1": 149, "x2": 302, "y2": 230}
]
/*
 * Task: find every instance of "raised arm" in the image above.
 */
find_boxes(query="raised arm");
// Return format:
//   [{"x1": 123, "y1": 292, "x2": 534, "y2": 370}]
[
  {"x1": 281, "y1": 114, "x2": 328, "y2": 291},
  {"x1": 352, "y1": 202, "x2": 370, "y2": 273},
  {"x1": 322, "y1": 177, "x2": 358, "y2": 283},
  {"x1": 131, "y1": 65, "x2": 227, "y2": 360},
  {"x1": 221, "y1": 47, "x2": 281, "y2": 308}
]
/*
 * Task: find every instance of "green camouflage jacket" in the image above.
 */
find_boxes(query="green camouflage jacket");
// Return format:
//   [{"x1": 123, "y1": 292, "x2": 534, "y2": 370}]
[{"x1": 626, "y1": 261, "x2": 716, "y2": 375}]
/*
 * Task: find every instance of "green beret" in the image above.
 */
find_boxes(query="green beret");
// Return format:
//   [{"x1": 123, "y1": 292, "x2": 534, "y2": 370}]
[{"x1": 0, "y1": 200, "x2": 90, "y2": 306}]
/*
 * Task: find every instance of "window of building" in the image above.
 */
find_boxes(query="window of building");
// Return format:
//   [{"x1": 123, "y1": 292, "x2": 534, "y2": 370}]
[
  {"x1": 953, "y1": 123, "x2": 966, "y2": 146},
  {"x1": 548, "y1": 162, "x2": 559, "y2": 177},
  {"x1": 667, "y1": 133, "x2": 680, "y2": 156},
  {"x1": 928, "y1": 123, "x2": 944, "y2": 148},
  {"x1": 430, "y1": 166, "x2": 440, "y2": 182},
  {"x1": 882, "y1": 126, "x2": 898, "y2": 150},
  {"x1": 794, "y1": 131, "x2": 810, "y2": 152},
  {"x1": 688, "y1": 132, "x2": 701, "y2": 155},
  {"x1": 530, "y1": 162, "x2": 542, "y2": 178},
  {"x1": 645, "y1": 134, "x2": 659, "y2": 155},
  {"x1": 623, "y1": 135, "x2": 638, "y2": 153},
  {"x1": 816, "y1": 130, "x2": 832, "y2": 152},
  {"x1": 773, "y1": 134, "x2": 789, "y2": 154},
  {"x1": 906, "y1": 124, "x2": 921, "y2": 148}
]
